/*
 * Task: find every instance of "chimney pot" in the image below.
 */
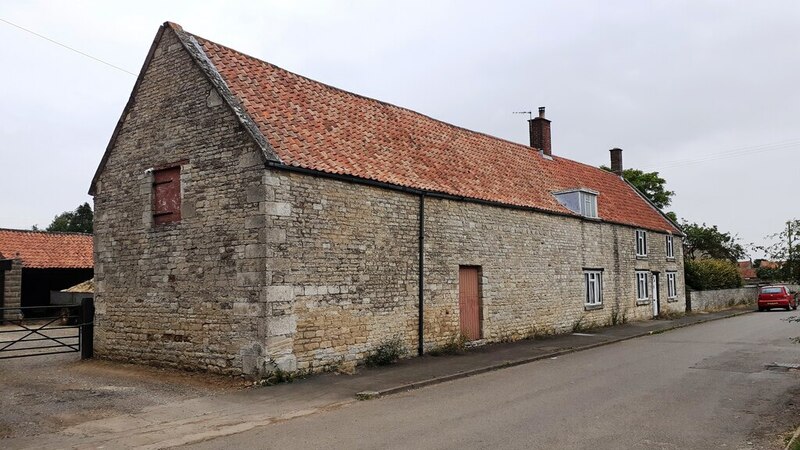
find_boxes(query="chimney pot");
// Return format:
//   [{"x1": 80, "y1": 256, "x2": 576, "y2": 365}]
[
  {"x1": 609, "y1": 148, "x2": 623, "y2": 175},
  {"x1": 528, "y1": 107, "x2": 552, "y2": 156}
]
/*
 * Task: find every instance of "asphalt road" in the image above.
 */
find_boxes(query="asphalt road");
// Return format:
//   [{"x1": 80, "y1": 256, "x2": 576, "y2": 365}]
[{"x1": 186, "y1": 311, "x2": 800, "y2": 450}]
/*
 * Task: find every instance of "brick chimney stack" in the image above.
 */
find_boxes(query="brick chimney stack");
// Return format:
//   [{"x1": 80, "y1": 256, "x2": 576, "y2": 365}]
[
  {"x1": 528, "y1": 106, "x2": 552, "y2": 156},
  {"x1": 609, "y1": 148, "x2": 623, "y2": 175}
]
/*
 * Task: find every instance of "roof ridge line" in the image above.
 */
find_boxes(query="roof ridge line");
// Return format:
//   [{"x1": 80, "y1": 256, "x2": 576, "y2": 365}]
[{"x1": 0, "y1": 228, "x2": 92, "y2": 236}]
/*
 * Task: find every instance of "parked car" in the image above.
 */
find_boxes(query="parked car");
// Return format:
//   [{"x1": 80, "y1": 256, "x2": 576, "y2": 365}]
[{"x1": 757, "y1": 285, "x2": 797, "y2": 311}]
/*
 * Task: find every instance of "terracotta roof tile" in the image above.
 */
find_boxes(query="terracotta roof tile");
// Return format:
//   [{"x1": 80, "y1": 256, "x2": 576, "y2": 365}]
[
  {"x1": 0, "y1": 229, "x2": 93, "y2": 269},
  {"x1": 184, "y1": 27, "x2": 678, "y2": 234}
]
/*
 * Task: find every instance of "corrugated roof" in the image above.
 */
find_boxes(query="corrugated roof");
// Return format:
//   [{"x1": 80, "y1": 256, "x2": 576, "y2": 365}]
[{"x1": 0, "y1": 229, "x2": 93, "y2": 269}]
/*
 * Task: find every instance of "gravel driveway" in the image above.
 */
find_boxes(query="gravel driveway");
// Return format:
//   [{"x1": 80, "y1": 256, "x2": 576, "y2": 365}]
[{"x1": 0, "y1": 333, "x2": 246, "y2": 440}]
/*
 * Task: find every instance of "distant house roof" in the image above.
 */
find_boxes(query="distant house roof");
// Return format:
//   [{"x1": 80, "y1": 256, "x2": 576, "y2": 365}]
[
  {"x1": 759, "y1": 260, "x2": 781, "y2": 270},
  {"x1": 737, "y1": 261, "x2": 757, "y2": 280},
  {"x1": 62, "y1": 278, "x2": 94, "y2": 293},
  {"x1": 0, "y1": 229, "x2": 93, "y2": 269},
  {"x1": 92, "y1": 22, "x2": 680, "y2": 235}
]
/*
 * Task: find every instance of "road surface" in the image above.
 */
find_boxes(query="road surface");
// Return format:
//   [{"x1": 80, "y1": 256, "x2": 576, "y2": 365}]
[{"x1": 186, "y1": 311, "x2": 800, "y2": 449}]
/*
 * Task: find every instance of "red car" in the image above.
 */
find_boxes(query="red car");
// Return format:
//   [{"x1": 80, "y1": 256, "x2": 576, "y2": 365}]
[{"x1": 757, "y1": 285, "x2": 797, "y2": 311}]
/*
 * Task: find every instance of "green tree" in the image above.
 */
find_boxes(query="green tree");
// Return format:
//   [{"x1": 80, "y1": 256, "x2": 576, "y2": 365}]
[
  {"x1": 756, "y1": 265, "x2": 785, "y2": 282},
  {"x1": 681, "y1": 221, "x2": 746, "y2": 262},
  {"x1": 44, "y1": 202, "x2": 93, "y2": 233},
  {"x1": 600, "y1": 166, "x2": 675, "y2": 210},
  {"x1": 760, "y1": 219, "x2": 800, "y2": 283}
]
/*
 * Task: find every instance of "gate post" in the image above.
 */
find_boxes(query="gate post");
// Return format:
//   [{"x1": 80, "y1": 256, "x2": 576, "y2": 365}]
[{"x1": 80, "y1": 297, "x2": 94, "y2": 359}]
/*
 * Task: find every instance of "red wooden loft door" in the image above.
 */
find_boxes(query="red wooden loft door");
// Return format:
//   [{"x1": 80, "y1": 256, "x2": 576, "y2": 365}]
[{"x1": 458, "y1": 266, "x2": 482, "y2": 341}]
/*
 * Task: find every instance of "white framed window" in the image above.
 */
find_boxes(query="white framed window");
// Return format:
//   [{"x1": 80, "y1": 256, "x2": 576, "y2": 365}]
[
  {"x1": 636, "y1": 271, "x2": 650, "y2": 300},
  {"x1": 579, "y1": 191, "x2": 598, "y2": 219},
  {"x1": 553, "y1": 189, "x2": 598, "y2": 219},
  {"x1": 584, "y1": 270, "x2": 603, "y2": 306},
  {"x1": 666, "y1": 235, "x2": 674, "y2": 259},
  {"x1": 636, "y1": 230, "x2": 648, "y2": 257},
  {"x1": 667, "y1": 272, "x2": 677, "y2": 298}
]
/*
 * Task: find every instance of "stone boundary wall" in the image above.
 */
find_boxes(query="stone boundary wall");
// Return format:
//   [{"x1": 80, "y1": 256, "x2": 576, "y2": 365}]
[
  {"x1": 689, "y1": 284, "x2": 800, "y2": 312},
  {"x1": 689, "y1": 287, "x2": 757, "y2": 311}
]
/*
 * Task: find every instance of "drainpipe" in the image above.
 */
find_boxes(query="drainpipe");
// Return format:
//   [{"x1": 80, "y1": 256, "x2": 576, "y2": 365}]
[{"x1": 418, "y1": 194, "x2": 425, "y2": 356}]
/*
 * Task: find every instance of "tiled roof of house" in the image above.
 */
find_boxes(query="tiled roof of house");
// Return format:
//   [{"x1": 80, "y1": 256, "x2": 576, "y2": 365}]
[
  {"x1": 95, "y1": 22, "x2": 678, "y2": 234},
  {"x1": 0, "y1": 229, "x2": 93, "y2": 269}
]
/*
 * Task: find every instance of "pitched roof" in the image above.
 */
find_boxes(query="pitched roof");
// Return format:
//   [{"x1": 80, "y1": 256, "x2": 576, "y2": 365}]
[
  {"x1": 94, "y1": 22, "x2": 679, "y2": 234},
  {"x1": 62, "y1": 278, "x2": 94, "y2": 293},
  {"x1": 0, "y1": 229, "x2": 93, "y2": 269}
]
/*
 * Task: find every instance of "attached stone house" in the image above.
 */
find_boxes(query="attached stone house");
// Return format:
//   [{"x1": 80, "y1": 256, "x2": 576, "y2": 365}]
[
  {"x1": 90, "y1": 22, "x2": 685, "y2": 376},
  {"x1": 0, "y1": 229, "x2": 94, "y2": 321}
]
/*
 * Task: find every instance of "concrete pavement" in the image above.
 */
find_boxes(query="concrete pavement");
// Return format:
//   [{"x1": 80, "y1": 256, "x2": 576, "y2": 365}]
[{"x1": 6, "y1": 307, "x2": 765, "y2": 449}]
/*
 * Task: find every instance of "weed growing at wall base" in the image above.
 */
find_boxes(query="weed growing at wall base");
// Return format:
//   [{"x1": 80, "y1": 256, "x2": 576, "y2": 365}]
[
  {"x1": 364, "y1": 337, "x2": 407, "y2": 367},
  {"x1": 428, "y1": 334, "x2": 468, "y2": 356}
]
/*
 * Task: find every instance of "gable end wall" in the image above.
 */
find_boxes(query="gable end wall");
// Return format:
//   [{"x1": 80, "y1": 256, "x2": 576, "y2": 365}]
[{"x1": 92, "y1": 28, "x2": 268, "y2": 375}]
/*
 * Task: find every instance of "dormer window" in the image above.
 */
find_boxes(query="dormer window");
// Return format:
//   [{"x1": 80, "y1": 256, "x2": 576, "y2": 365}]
[{"x1": 553, "y1": 189, "x2": 598, "y2": 219}]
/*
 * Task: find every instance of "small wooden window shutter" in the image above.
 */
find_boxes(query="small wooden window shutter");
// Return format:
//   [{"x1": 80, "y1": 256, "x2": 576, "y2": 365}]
[{"x1": 153, "y1": 167, "x2": 181, "y2": 225}]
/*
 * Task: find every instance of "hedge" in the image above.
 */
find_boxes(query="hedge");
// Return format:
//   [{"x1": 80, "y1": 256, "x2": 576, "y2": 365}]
[{"x1": 684, "y1": 258, "x2": 743, "y2": 291}]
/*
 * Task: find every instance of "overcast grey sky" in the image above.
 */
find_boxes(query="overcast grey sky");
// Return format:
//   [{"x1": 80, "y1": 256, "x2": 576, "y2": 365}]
[{"x1": 1, "y1": 1, "x2": 798, "y2": 256}]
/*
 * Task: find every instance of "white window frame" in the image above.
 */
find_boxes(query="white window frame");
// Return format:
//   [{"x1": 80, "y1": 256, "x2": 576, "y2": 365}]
[
  {"x1": 667, "y1": 272, "x2": 677, "y2": 299},
  {"x1": 666, "y1": 235, "x2": 674, "y2": 259},
  {"x1": 636, "y1": 271, "x2": 650, "y2": 300},
  {"x1": 636, "y1": 230, "x2": 648, "y2": 257},
  {"x1": 579, "y1": 191, "x2": 598, "y2": 219},
  {"x1": 584, "y1": 270, "x2": 603, "y2": 306},
  {"x1": 552, "y1": 189, "x2": 599, "y2": 219}
]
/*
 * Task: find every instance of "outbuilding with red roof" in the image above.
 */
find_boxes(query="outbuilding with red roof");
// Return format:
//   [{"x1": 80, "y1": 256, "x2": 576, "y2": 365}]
[
  {"x1": 0, "y1": 229, "x2": 93, "y2": 319},
  {"x1": 89, "y1": 22, "x2": 685, "y2": 377}
]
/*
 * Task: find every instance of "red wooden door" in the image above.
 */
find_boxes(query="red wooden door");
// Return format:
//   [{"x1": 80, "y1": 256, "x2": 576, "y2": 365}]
[{"x1": 459, "y1": 266, "x2": 481, "y2": 340}]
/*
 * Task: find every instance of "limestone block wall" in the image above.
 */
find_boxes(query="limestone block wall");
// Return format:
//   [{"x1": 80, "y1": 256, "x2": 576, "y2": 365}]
[
  {"x1": 423, "y1": 197, "x2": 684, "y2": 347},
  {"x1": 265, "y1": 171, "x2": 420, "y2": 372},
  {"x1": 2, "y1": 259, "x2": 22, "y2": 321},
  {"x1": 93, "y1": 28, "x2": 268, "y2": 375},
  {"x1": 268, "y1": 172, "x2": 685, "y2": 370}
]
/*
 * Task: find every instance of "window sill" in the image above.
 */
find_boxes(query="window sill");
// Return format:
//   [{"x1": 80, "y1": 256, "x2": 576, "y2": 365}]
[
  {"x1": 635, "y1": 255, "x2": 648, "y2": 260},
  {"x1": 666, "y1": 257, "x2": 676, "y2": 262},
  {"x1": 667, "y1": 297, "x2": 679, "y2": 303},
  {"x1": 584, "y1": 303, "x2": 603, "y2": 311},
  {"x1": 636, "y1": 299, "x2": 651, "y2": 306}
]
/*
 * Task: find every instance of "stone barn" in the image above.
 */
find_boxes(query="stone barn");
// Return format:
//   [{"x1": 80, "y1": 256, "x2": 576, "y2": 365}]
[{"x1": 90, "y1": 22, "x2": 685, "y2": 376}]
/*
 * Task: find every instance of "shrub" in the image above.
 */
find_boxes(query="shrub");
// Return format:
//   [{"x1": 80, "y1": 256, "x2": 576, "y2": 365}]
[
  {"x1": 684, "y1": 258, "x2": 742, "y2": 290},
  {"x1": 364, "y1": 337, "x2": 407, "y2": 367}
]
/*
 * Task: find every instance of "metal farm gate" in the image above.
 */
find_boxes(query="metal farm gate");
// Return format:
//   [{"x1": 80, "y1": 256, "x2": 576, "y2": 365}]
[{"x1": 0, "y1": 298, "x2": 94, "y2": 360}]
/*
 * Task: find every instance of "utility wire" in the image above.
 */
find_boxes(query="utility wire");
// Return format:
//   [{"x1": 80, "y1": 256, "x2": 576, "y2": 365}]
[
  {"x1": 0, "y1": 17, "x2": 136, "y2": 76},
  {"x1": 642, "y1": 138, "x2": 800, "y2": 171}
]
